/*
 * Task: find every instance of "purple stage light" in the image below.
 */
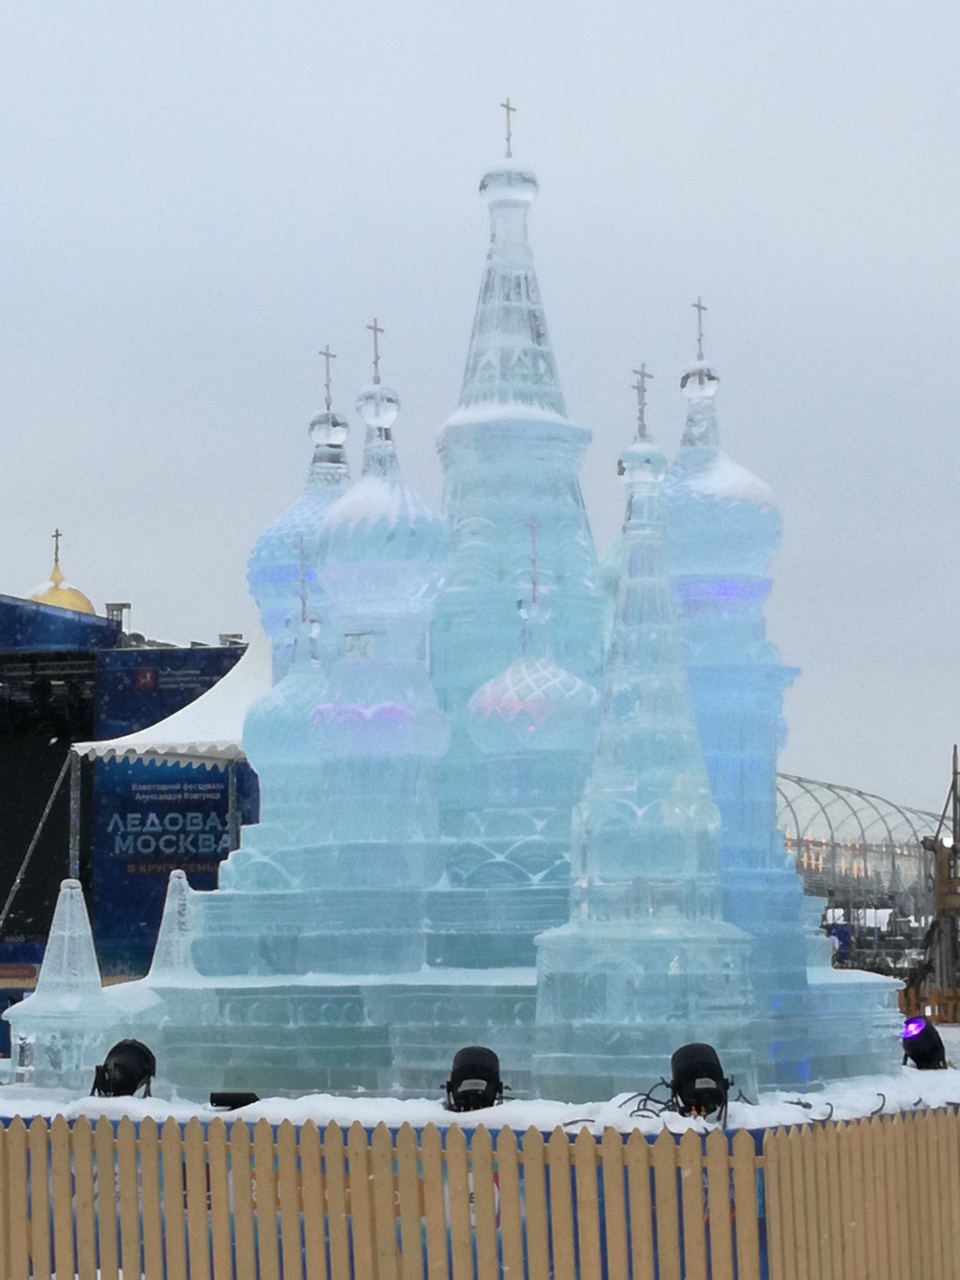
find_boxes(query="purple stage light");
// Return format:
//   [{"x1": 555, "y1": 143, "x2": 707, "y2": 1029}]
[{"x1": 902, "y1": 1017, "x2": 926, "y2": 1040}]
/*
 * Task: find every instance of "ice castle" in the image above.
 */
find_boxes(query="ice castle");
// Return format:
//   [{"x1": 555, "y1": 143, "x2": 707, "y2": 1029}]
[{"x1": 6, "y1": 145, "x2": 901, "y2": 1101}]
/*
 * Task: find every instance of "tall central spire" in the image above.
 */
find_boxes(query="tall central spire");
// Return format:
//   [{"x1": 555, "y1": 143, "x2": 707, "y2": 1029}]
[{"x1": 455, "y1": 159, "x2": 566, "y2": 417}]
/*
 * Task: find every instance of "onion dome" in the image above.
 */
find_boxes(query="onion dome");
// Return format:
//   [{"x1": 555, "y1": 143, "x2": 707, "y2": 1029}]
[
  {"x1": 468, "y1": 589, "x2": 599, "y2": 756},
  {"x1": 30, "y1": 556, "x2": 95, "y2": 615},
  {"x1": 247, "y1": 390, "x2": 351, "y2": 646},
  {"x1": 663, "y1": 362, "x2": 781, "y2": 577},
  {"x1": 317, "y1": 384, "x2": 450, "y2": 615}
]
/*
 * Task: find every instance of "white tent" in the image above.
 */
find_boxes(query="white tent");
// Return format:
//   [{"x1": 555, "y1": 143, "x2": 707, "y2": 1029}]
[{"x1": 71, "y1": 626, "x2": 272, "y2": 768}]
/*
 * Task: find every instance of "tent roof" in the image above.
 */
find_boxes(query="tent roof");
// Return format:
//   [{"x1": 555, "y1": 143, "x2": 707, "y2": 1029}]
[{"x1": 72, "y1": 629, "x2": 271, "y2": 767}]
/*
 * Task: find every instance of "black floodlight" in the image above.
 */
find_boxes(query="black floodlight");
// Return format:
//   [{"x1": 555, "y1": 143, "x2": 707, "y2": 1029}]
[
  {"x1": 902, "y1": 1017, "x2": 947, "y2": 1070},
  {"x1": 445, "y1": 1045, "x2": 504, "y2": 1112},
  {"x1": 92, "y1": 1039, "x2": 156, "y2": 1098},
  {"x1": 670, "y1": 1043, "x2": 731, "y2": 1123},
  {"x1": 210, "y1": 1091, "x2": 260, "y2": 1110}
]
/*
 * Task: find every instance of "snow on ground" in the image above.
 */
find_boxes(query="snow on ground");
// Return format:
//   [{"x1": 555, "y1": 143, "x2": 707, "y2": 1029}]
[{"x1": 1, "y1": 1026, "x2": 960, "y2": 1136}]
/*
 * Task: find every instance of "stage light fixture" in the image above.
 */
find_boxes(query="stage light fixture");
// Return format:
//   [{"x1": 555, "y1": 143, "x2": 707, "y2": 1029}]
[
  {"x1": 670, "y1": 1043, "x2": 731, "y2": 1123},
  {"x1": 210, "y1": 1091, "x2": 260, "y2": 1110},
  {"x1": 92, "y1": 1039, "x2": 156, "y2": 1098},
  {"x1": 901, "y1": 1017, "x2": 947, "y2": 1070},
  {"x1": 444, "y1": 1045, "x2": 504, "y2": 1112}
]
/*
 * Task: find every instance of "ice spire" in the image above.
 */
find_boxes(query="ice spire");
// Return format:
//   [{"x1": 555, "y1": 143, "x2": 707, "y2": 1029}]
[
  {"x1": 4, "y1": 879, "x2": 118, "y2": 1087},
  {"x1": 148, "y1": 870, "x2": 197, "y2": 981},
  {"x1": 534, "y1": 407, "x2": 755, "y2": 1102},
  {"x1": 454, "y1": 113, "x2": 565, "y2": 417}
]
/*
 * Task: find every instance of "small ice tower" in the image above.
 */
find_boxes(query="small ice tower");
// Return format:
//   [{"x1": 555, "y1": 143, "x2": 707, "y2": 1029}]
[
  {"x1": 5, "y1": 879, "x2": 119, "y2": 1088},
  {"x1": 429, "y1": 551, "x2": 600, "y2": 967},
  {"x1": 432, "y1": 144, "x2": 602, "y2": 835},
  {"x1": 534, "y1": 395, "x2": 756, "y2": 1103},
  {"x1": 661, "y1": 329, "x2": 812, "y2": 1085},
  {"x1": 248, "y1": 346, "x2": 350, "y2": 680}
]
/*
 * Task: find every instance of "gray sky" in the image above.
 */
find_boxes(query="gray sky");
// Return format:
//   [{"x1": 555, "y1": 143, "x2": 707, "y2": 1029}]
[{"x1": 0, "y1": 1, "x2": 957, "y2": 812}]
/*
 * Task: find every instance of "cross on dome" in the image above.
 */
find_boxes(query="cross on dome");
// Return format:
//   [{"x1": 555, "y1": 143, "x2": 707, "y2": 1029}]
[
  {"x1": 366, "y1": 318, "x2": 384, "y2": 385},
  {"x1": 319, "y1": 345, "x2": 336, "y2": 412},
  {"x1": 692, "y1": 296, "x2": 708, "y2": 361},
  {"x1": 631, "y1": 364, "x2": 653, "y2": 439},
  {"x1": 500, "y1": 97, "x2": 516, "y2": 159}
]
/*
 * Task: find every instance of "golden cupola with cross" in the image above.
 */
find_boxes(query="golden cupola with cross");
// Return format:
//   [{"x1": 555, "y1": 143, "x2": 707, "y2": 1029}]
[{"x1": 29, "y1": 530, "x2": 96, "y2": 615}]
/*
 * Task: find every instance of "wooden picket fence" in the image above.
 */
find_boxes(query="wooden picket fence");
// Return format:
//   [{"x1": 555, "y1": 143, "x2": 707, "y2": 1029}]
[{"x1": 0, "y1": 1107, "x2": 955, "y2": 1278}]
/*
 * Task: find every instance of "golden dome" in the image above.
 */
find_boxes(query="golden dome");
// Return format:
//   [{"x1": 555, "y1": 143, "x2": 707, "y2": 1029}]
[{"x1": 30, "y1": 560, "x2": 96, "y2": 615}]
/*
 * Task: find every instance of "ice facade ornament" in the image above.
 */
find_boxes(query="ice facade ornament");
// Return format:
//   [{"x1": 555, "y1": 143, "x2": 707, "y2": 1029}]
[{"x1": 534, "y1": 431, "x2": 758, "y2": 1101}]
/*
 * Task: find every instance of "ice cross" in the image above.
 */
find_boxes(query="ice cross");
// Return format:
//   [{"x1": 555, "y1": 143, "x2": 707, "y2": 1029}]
[
  {"x1": 631, "y1": 364, "x2": 653, "y2": 439},
  {"x1": 526, "y1": 515, "x2": 539, "y2": 605},
  {"x1": 500, "y1": 97, "x2": 515, "y2": 160},
  {"x1": 692, "y1": 296, "x2": 707, "y2": 362},
  {"x1": 366, "y1": 318, "x2": 384, "y2": 385},
  {"x1": 52, "y1": 528, "x2": 62, "y2": 565},
  {"x1": 319, "y1": 344, "x2": 336, "y2": 412}
]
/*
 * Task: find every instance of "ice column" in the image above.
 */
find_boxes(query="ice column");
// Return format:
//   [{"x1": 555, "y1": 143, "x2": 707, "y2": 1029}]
[
  {"x1": 534, "y1": 427, "x2": 756, "y2": 1102},
  {"x1": 431, "y1": 160, "x2": 603, "y2": 834}
]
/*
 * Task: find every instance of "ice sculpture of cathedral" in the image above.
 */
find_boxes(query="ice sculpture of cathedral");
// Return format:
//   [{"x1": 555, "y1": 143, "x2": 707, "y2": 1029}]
[{"x1": 6, "y1": 144, "x2": 899, "y2": 1099}]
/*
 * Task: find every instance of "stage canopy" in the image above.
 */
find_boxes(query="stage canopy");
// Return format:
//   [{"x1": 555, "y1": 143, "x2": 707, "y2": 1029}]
[{"x1": 71, "y1": 629, "x2": 271, "y2": 768}]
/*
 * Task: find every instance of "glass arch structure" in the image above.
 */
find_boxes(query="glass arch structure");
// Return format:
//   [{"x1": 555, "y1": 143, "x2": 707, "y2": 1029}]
[{"x1": 777, "y1": 773, "x2": 940, "y2": 916}]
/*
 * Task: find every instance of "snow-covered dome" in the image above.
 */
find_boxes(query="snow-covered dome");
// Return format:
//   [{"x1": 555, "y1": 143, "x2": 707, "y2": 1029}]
[
  {"x1": 468, "y1": 651, "x2": 599, "y2": 756},
  {"x1": 317, "y1": 384, "x2": 450, "y2": 614},
  {"x1": 247, "y1": 402, "x2": 351, "y2": 647},
  {"x1": 663, "y1": 363, "x2": 781, "y2": 577}
]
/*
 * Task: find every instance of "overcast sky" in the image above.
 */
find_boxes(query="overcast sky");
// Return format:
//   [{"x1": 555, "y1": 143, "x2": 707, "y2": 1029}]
[{"x1": 0, "y1": 1, "x2": 957, "y2": 812}]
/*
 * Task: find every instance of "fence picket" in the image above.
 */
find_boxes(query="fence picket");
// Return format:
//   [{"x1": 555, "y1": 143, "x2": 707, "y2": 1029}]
[
  {"x1": 470, "y1": 1126, "x2": 499, "y2": 1280},
  {"x1": 652, "y1": 1129, "x2": 682, "y2": 1280},
  {"x1": 624, "y1": 1128, "x2": 655, "y2": 1280},
  {"x1": 184, "y1": 1116, "x2": 212, "y2": 1280},
  {"x1": 50, "y1": 1114, "x2": 74, "y2": 1280},
  {"x1": 599, "y1": 1129, "x2": 629, "y2": 1280},
  {"x1": 395, "y1": 1123, "x2": 425, "y2": 1280},
  {"x1": 206, "y1": 1119, "x2": 234, "y2": 1280},
  {"x1": 253, "y1": 1117, "x2": 281, "y2": 1280},
  {"x1": 277, "y1": 1119, "x2": 305, "y2": 1280},
  {"x1": 573, "y1": 1127, "x2": 602, "y2": 1279},
  {"x1": 903, "y1": 1113, "x2": 925, "y2": 1280},
  {"x1": 547, "y1": 1126, "x2": 576, "y2": 1280},
  {"x1": 788, "y1": 1127, "x2": 810, "y2": 1280},
  {"x1": 160, "y1": 1116, "x2": 188, "y2": 1280},
  {"x1": 495, "y1": 1126, "x2": 525, "y2": 1280},
  {"x1": 704, "y1": 1129, "x2": 734, "y2": 1280},
  {"x1": 116, "y1": 1116, "x2": 141, "y2": 1280},
  {"x1": 762, "y1": 1129, "x2": 785, "y2": 1280},
  {"x1": 93, "y1": 1116, "x2": 120, "y2": 1280},
  {"x1": 677, "y1": 1128, "x2": 706, "y2": 1280},
  {"x1": 7, "y1": 1117, "x2": 28, "y2": 1280},
  {"x1": 731, "y1": 1129, "x2": 761, "y2": 1280},
  {"x1": 811, "y1": 1124, "x2": 835, "y2": 1280},
  {"x1": 28, "y1": 1113, "x2": 52, "y2": 1279},
  {"x1": 229, "y1": 1121, "x2": 257, "y2": 1280},
  {"x1": 298, "y1": 1121, "x2": 328, "y2": 1280},
  {"x1": 369, "y1": 1122, "x2": 400, "y2": 1280},
  {"x1": 848, "y1": 1122, "x2": 867, "y2": 1280},
  {"x1": 944, "y1": 1110, "x2": 960, "y2": 1279},
  {"x1": 419, "y1": 1124, "x2": 448, "y2": 1280},
  {"x1": 139, "y1": 1118, "x2": 164, "y2": 1280},
  {"x1": 444, "y1": 1124, "x2": 473, "y2": 1280},
  {"x1": 347, "y1": 1121, "x2": 378, "y2": 1280},
  {"x1": 322, "y1": 1122, "x2": 352, "y2": 1280},
  {"x1": 71, "y1": 1117, "x2": 96, "y2": 1280},
  {"x1": 933, "y1": 1110, "x2": 952, "y2": 1280},
  {"x1": 522, "y1": 1127, "x2": 550, "y2": 1280},
  {"x1": 889, "y1": 1114, "x2": 911, "y2": 1280}
]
